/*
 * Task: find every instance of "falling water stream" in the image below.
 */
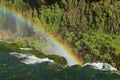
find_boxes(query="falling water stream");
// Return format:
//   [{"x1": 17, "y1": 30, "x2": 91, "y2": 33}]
[
  {"x1": 0, "y1": 7, "x2": 76, "y2": 65},
  {"x1": 0, "y1": 7, "x2": 120, "y2": 80}
]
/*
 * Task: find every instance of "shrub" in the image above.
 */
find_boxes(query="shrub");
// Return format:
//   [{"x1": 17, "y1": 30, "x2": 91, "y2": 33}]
[
  {"x1": 13, "y1": 40, "x2": 27, "y2": 47},
  {"x1": 91, "y1": 49, "x2": 100, "y2": 57}
]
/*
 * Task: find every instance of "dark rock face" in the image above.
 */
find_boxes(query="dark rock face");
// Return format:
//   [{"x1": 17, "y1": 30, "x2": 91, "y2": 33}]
[{"x1": 23, "y1": 0, "x2": 61, "y2": 9}]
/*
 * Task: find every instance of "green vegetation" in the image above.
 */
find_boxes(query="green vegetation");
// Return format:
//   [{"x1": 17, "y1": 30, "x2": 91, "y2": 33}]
[
  {"x1": 0, "y1": 0, "x2": 120, "y2": 70},
  {"x1": 0, "y1": 41, "x2": 67, "y2": 65},
  {"x1": 71, "y1": 31, "x2": 120, "y2": 69},
  {"x1": 0, "y1": 41, "x2": 19, "y2": 52},
  {"x1": 47, "y1": 55, "x2": 67, "y2": 66},
  {"x1": 0, "y1": 57, "x2": 119, "y2": 80},
  {"x1": 13, "y1": 40, "x2": 27, "y2": 47},
  {"x1": 52, "y1": 65, "x2": 120, "y2": 80},
  {"x1": 39, "y1": 7, "x2": 63, "y2": 32}
]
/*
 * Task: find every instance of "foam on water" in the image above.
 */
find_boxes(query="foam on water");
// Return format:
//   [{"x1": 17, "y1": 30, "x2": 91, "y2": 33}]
[
  {"x1": 82, "y1": 62, "x2": 117, "y2": 71},
  {"x1": 20, "y1": 48, "x2": 32, "y2": 50},
  {"x1": 9, "y1": 52, "x2": 54, "y2": 64}
]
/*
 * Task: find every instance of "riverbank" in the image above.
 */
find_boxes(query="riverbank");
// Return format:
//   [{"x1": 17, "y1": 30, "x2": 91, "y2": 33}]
[{"x1": 0, "y1": 41, "x2": 67, "y2": 66}]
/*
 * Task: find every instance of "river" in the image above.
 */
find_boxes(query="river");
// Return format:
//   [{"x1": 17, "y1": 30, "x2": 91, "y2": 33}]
[{"x1": 0, "y1": 51, "x2": 120, "y2": 80}]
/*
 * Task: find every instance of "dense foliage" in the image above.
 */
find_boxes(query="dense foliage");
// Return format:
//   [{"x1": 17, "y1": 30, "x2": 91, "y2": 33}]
[{"x1": 0, "y1": 0, "x2": 120, "y2": 70}]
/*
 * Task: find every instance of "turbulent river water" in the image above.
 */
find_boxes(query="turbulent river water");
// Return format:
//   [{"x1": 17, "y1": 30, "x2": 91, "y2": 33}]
[{"x1": 0, "y1": 51, "x2": 120, "y2": 80}]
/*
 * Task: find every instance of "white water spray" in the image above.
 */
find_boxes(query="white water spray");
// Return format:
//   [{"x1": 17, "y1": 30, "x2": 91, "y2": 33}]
[
  {"x1": 82, "y1": 62, "x2": 117, "y2": 71},
  {"x1": 9, "y1": 52, "x2": 54, "y2": 65},
  {"x1": 20, "y1": 48, "x2": 32, "y2": 50}
]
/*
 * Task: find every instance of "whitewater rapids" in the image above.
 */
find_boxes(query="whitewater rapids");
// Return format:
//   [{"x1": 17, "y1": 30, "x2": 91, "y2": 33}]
[
  {"x1": 9, "y1": 52, "x2": 54, "y2": 65},
  {"x1": 82, "y1": 62, "x2": 117, "y2": 71}
]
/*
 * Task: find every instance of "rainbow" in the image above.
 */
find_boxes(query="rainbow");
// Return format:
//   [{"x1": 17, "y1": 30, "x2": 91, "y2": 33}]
[{"x1": 0, "y1": 6, "x2": 83, "y2": 66}]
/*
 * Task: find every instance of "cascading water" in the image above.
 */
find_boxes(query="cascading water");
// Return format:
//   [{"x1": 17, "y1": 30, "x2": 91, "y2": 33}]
[
  {"x1": 0, "y1": 8, "x2": 35, "y2": 37},
  {"x1": 0, "y1": 7, "x2": 79, "y2": 65},
  {"x1": 82, "y1": 62, "x2": 117, "y2": 71},
  {"x1": 0, "y1": 7, "x2": 120, "y2": 80},
  {"x1": 9, "y1": 52, "x2": 54, "y2": 65}
]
